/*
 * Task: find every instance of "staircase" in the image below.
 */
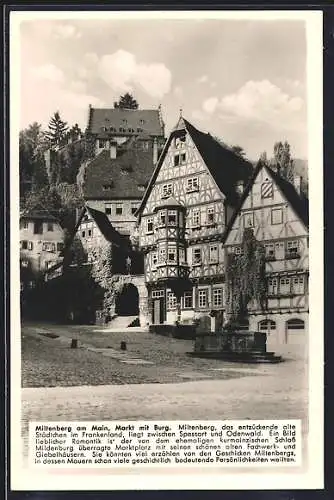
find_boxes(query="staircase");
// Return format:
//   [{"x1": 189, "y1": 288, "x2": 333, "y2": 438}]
[{"x1": 106, "y1": 316, "x2": 138, "y2": 330}]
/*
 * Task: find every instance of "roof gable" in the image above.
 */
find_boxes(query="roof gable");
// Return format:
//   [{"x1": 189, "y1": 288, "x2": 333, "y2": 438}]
[
  {"x1": 137, "y1": 117, "x2": 254, "y2": 218},
  {"x1": 223, "y1": 161, "x2": 309, "y2": 243}
]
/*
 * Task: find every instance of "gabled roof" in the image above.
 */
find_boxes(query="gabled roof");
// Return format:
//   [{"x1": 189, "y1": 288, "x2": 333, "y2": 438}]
[
  {"x1": 223, "y1": 161, "x2": 309, "y2": 242},
  {"x1": 83, "y1": 138, "x2": 155, "y2": 200},
  {"x1": 86, "y1": 107, "x2": 165, "y2": 137},
  {"x1": 136, "y1": 118, "x2": 254, "y2": 217},
  {"x1": 20, "y1": 204, "x2": 60, "y2": 223},
  {"x1": 85, "y1": 206, "x2": 129, "y2": 248}
]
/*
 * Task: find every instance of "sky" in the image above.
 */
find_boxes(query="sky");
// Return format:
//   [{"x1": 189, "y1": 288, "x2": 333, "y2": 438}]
[{"x1": 18, "y1": 15, "x2": 308, "y2": 160}]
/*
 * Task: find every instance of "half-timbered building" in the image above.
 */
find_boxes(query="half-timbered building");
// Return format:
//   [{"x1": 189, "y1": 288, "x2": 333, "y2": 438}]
[
  {"x1": 224, "y1": 161, "x2": 309, "y2": 347},
  {"x1": 137, "y1": 116, "x2": 253, "y2": 326}
]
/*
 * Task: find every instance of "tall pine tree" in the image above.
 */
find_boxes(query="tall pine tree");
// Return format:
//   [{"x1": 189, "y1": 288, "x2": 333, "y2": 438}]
[
  {"x1": 272, "y1": 141, "x2": 294, "y2": 182},
  {"x1": 45, "y1": 111, "x2": 69, "y2": 147},
  {"x1": 114, "y1": 93, "x2": 139, "y2": 110}
]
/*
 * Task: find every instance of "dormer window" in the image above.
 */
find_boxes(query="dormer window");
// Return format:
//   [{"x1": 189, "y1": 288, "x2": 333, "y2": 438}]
[
  {"x1": 139, "y1": 119, "x2": 145, "y2": 125},
  {"x1": 138, "y1": 185, "x2": 145, "y2": 192},
  {"x1": 103, "y1": 183, "x2": 114, "y2": 190},
  {"x1": 123, "y1": 119, "x2": 127, "y2": 125}
]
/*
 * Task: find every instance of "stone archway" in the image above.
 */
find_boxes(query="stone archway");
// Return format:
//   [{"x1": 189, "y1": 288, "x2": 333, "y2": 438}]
[
  {"x1": 112, "y1": 275, "x2": 149, "y2": 327},
  {"x1": 115, "y1": 283, "x2": 139, "y2": 316}
]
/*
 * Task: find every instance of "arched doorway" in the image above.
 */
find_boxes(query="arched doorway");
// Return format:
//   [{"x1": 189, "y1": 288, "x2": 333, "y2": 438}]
[
  {"x1": 115, "y1": 283, "x2": 139, "y2": 316},
  {"x1": 286, "y1": 318, "x2": 305, "y2": 344}
]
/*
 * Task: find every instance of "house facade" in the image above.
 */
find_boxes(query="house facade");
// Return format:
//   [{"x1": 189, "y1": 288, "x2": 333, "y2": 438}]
[
  {"x1": 224, "y1": 162, "x2": 309, "y2": 346},
  {"x1": 137, "y1": 117, "x2": 253, "y2": 327},
  {"x1": 20, "y1": 208, "x2": 65, "y2": 291}
]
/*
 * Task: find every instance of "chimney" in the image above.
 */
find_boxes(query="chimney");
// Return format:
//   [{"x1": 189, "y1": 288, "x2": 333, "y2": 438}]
[
  {"x1": 153, "y1": 137, "x2": 158, "y2": 164},
  {"x1": 293, "y1": 175, "x2": 302, "y2": 195},
  {"x1": 109, "y1": 140, "x2": 117, "y2": 159}
]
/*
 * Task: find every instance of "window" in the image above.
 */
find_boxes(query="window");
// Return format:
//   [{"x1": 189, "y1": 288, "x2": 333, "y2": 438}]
[
  {"x1": 183, "y1": 291, "x2": 193, "y2": 309},
  {"x1": 243, "y1": 212, "x2": 254, "y2": 228},
  {"x1": 27, "y1": 241, "x2": 33, "y2": 250},
  {"x1": 261, "y1": 181, "x2": 273, "y2": 199},
  {"x1": 22, "y1": 221, "x2": 28, "y2": 229},
  {"x1": 141, "y1": 141, "x2": 149, "y2": 150},
  {"x1": 34, "y1": 221, "x2": 43, "y2": 234},
  {"x1": 158, "y1": 248, "x2": 166, "y2": 263},
  {"x1": 265, "y1": 243, "x2": 275, "y2": 259},
  {"x1": 167, "y1": 210, "x2": 177, "y2": 225},
  {"x1": 286, "y1": 240, "x2": 300, "y2": 258},
  {"x1": 122, "y1": 119, "x2": 127, "y2": 125},
  {"x1": 259, "y1": 319, "x2": 276, "y2": 331},
  {"x1": 167, "y1": 246, "x2": 177, "y2": 262},
  {"x1": 152, "y1": 289, "x2": 164, "y2": 298},
  {"x1": 103, "y1": 184, "x2": 113, "y2": 190},
  {"x1": 162, "y1": 184, "x2": 173, "y2": 198},
  {"x1": 152, "y1": 252, "x2": 158, "y2": 267},
  {"x1": 57, "y1": 242, "x2": 64, "y2": 252},
  {"x1": 198, "y1": 289, "x2": 208, "y2": 308},
  {"x1": 192, "y1": 247, "x2": 202, "y2": 265},
  {"x1": 42, "y1": 242, "x2": 56, "y2": 252},
  {"x1": 280, "y1": 277, "x2": 291, "y2": 295},
  {"x1": 21, "y1": 260, "x2": 29, "y2": 268},
  {"x1": 235, "y1": 246, "x2": 243, "y2": 255},
  {"x1": 271, "y1": 208, "x2": 283, "y2": 225},
  {"x1": 119, "y1": 127, "x2": 126, "y2": 133},
  {"x1": 28, "y1": 281, "x2": 35, "y2": 289},
  {"x1": 45, "y1": 261, "x2": 55, "y2": 270},
  {"x1": 186, "y1": 177, "x2": 199, "y2": 192},
  {"x1": 82, "y1": 231, "x2": 86, "y2": 238},
  {"x1": 159, "y1": 211, "x2": 166, "y2": 226},
  {"x1": 275, "y1": 242, "x2": 284, "y2": 260},
  {"x1": 206, "y1": 207, "x2": 215, "y2": 226},
  {"x1": 116, "y1": 204, "x2": 123, "y2": 215},
  {"x1": 140, "y1": 119, "x2": 145, "y2": 125},
  {"x1": 131, "y1": 203, "x2": 139, "y2": 215},
  {"x1": 47, "y1": 222, "x2": 54, "y2": 232},
  {"x1": 88, "y1": 229, "x2": 92, "y2": 237},
  {"x1": 174, "y1": 155, "x2": 180, "y2": 167},
  {"x1": 175, "y1": 135, "x2": 186, "y2": 148},
  {"x1": 292, "y1": 276, "x2": 304, "y2": 294},
  {"x1": 98, "y1": 139, "x2": 106, "y2": 148},
  {"x1": 146, "y1": 217, "x2": 154, "y2": 233},
  {"x1": 286, "y1": 318, "x2": 305, "y2": 330},
  {"x1": 209, "y1": 245, "x2": 218, "y2": 263},
  {"x1": 180, "y1": 153, "x2": 186, "y2": 164},
  {"x1": 167, "y1": 291, "x2": 177, "y2": 310},
  {"x1": 179, "y1": 248, "x2": 185, "y2": 263},
  {"x1": 268, "y1": 278, "x2": 278, "y2": 295},
  {"x1": 21, "y1": 240, "x2": 28, "y2": 250},
  {"x1": 213, "y1": 288, "x2": 223, "y2": 308},
  {"x1": 191, "y1": 209, "x2": 200, "y2": 228},
  {"x1": 138, "y1": 184, "x2": 145, "y2": 192},
  {"x1": 105, "y1": 205, "x2": 112, "y2": 215},
  {"x1": 137, "y1": 128, "x2": 143, "y2": 133}
]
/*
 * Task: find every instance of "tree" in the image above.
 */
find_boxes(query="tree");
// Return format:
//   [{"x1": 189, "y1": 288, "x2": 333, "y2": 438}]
[
  {"x1": 67, "y1": 123, "x2": 82, "y2": 142},
  {"x1": 45, "y1": 111, "x2": 69, "y2": 147},
  {"x1": 272, "y1": 141, "x2": 294, "y2": 182},
  {"x1": 231, "y1": 145, "x2": 246, "y2": 157},
  {"x1": 114, "y1": 93, "x2": 139, "y2": 110},
  {"x1": 19, "y1": 123, "x2": 49, "y2": 198},
  {"x1": 225, "y1": 228, "x2": 267, "y2": 325}
]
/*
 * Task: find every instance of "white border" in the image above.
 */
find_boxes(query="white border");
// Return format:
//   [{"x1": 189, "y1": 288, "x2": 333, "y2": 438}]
[{"x1": 10, "y1": 10, "x2": 324, "y2": 490}]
